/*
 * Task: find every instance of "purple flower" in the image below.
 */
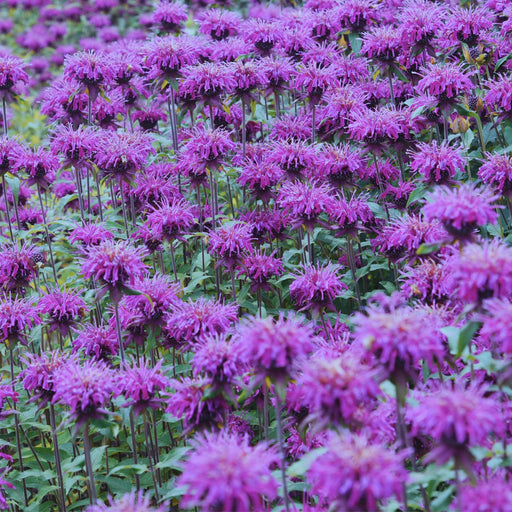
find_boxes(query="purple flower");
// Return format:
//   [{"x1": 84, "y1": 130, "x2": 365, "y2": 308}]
[
  {"x1": 243, "y1": 19, "x2": 282, "y2": 56},
  {"x1": 485, "y1": 74, "x2": 512, "y2": 119},
  {"x1": 0, "y1": 243, "x2": 41, "y2": 294},
  {"x1": 21, "y1": 350, "x2": 71, "y2": 407},
  {"x1": 238, "y1": 249, "x2": 284, "y2": 293},
  {"x1": 237, "y1": 160, "x2": 283, "y2": 202},
  {"x1": 145, "y1": 197, "x2": 195, "y2": 243},
  {"x1": 236, "y1": 313, "x2": 314, "y2": 383},
  {"x1": 353, "y1": 303, "x2": 446, "y2": 384},
  {"x1": 0, "y1": 54, "x2": 29, "y2": 97},
  {"x1": 407, "y1": 381, "x2": 502, "y2": 467},
  {"x1": 361, "y1": 26, "x2": 402, "y2": 65},
  {"x1": 152, "y1": 0, "x2": 187, "y2": 31},
  {"x1": 422, "y1": 183, "x2": 499, "y2": 240},
  {"x1": 290, "y1": 262, "x2": 347, "y2": 313},
  {"x1": 72, "y1": 322, "x2": 119, "y2": 361},
  {"x1": 417, "y1": 62, "x2": 474, "y2": 111},
  {"x1": 0, "y1": 136, "x2": 24, "y2": 176},
  {"x1": 442, "y1": 240, "x2": 512, "y2": 303},
  {"x1": 442, "y1": 5, "x2": 494, "y2": 47},
  {"x1": 277, "y1": 180, "x2": 336, "y2": 232},
  {"x1": 208, "y1": 222, "x2": 253, "y2": 269},
  {"x1": 478, "y1": 152, "x2": 512, "y2": 197},
  {"x1": 295, "y1": 349, "x2": 382, "y2": 428},
  {"x1": 80, "y1": 240, "x2": 148, "y2": 302},
  {"x1": 164, "y1": 297, "x2": 238, "y2": 348},
  {"x1": 178, "y1": 431, "x2": 279, "y2": 512},
  {"x1": 456, "y1": 476, "x2": 512, "y2": 512},
  {"x1": 38, "y1": 288, "x2": 87, "y2": 337},
  {"x1": 268, "y1": 139, "x2": 317, "y2": 180},
  {"x1": 197, "y1": 8, "x2": 242, "y2": 40},
  {"x1": 294, "y1": 63, "x2": 338, "y2": 105},
  {"x1": 94, "y1": 130, "x2": 155, "y2": 185},
  {"x1": 69, "y1": 221, "x2": 114, "y2": 247},
  {"x1": 116, "y1": 357, "x2": 169, "y2": 415},
  {"x1": 165, "y1": 376, "x2": 229, "y2": 430},
  {"x1": 0, "y1": 294, "x2": 39, "y2": 345},
  {"x1": 192, "y1": 334, "x2": 246, "y2": 390},
  {"x1": 409, "y1": 140, "x2": 466, "y2": 184},
  {"x1": 52, "y1": 359, "x2": 113, "y2": 427},
  {"x1": 15, "y1": 146, "x2": 58, "y2": 190},
  {"x1": 86, "y1": 490, "x2": 167, "y2": 512},
  {"x1": 307, "y1": 432, "x2": 407, "y2": 511},
  {"x1": 400, "y1": 259, "x2": 449, "y2": 304},
  {"x1": 50, "y1": 124, "x2": 100, "y2": 167}
]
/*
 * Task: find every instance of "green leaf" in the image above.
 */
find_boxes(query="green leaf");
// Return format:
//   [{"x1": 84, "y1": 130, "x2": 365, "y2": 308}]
[
  {"x1": 155, "y1": 446, "x2": 191, "y2": 470},
  {"x1": 416, "y1": 242, "x2": 442, "y2": 255},
  {"x1": 495, "y1": 51, "x2": 512, "y2": 72},
  {"x1": 288, "y1": 447, "x2": 327, "y2": 477},
  {"x1": 406, "y1": 185, "x2": 428, "y2": 208},
  {"x1": 457, "y1": 320, "x2": 481, "y2": 356}
]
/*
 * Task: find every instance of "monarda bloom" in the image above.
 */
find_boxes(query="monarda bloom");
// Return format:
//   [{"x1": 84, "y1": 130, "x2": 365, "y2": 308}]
[
  {"x1": 197, "y1": 8, "x2": 242, "y2": 40},
  {"x1": 50, "y1": 124, "x2": 100, "y2": 168},
  {"x1": 191, "y1": 334, "x2": 246, "y2": 392},
  {"x1": 485, "y1": 75, "x2": 512, "y2": 120},
  {"x1": 409, "y1": 140, "x2": 465, "y2": 184},
  {"x1": 116, "y1": 357, "x2": 169, "y2": 416},
  {"x1": 178, "y1": 431, "x2": 279, "y2": 512},
  {"x1": 243, "y1": 18, "x2": 282, "y2": 56},
  {"x1": 72, "y1": 322, "x2": 119, "y2": 361},
  {"x1": 361, "y1": 26, "x2": 402, "y2": 68},
  {"x1": 294, "y1": 63, "x2": 339, "y2": 105},
  {"x1": 68, "y1": 221, "x2": 114, "y2": 248},
  {"x1": 422, "y1": 184, "x2": 499, "y2": 240},
  {"x1": 268, "y1": 139, "x2": 317, "y2": 180},
  {"x1": 353, "y1": 303, "x2": 446, "y2": 385},
  {"x1": 441, "y1": 240, "x2": 512, "y2": 303},
  {"x1": 94, "y1": 130, "x2": 155, "y2": 186},
  {"x1": 238, "y1": 249, "x2": 284, "y2": 293},
  {"x1": 80, "y1": 240, "x2": 148, "y2": 303},
  {"x1": 457, "y1": 476, "x2": 512, "y2": 512},
  {"x1": 479, "y1": 298, "x2": 512, "y2": 355},
  {"x1": 38, "y1": 288, "x2": 87, "y2": 337},
  {"x1": 307, "y1": 432, "x2": 407, "y2": 512},
  {"x1": 152, "y1": 0, "x2": 187, "y2": 32},
  {"x1": 290, "y1": 262, "x2": 347, "y2": 313},
  {"x1": 295, "y1": 349, "x2": 382, "y2": 428},
  {"x1": 52, "y1": 359, "x2": 113, "y2": 428},
  {"x1": 237, "y1": 160, "x2": 284, "y2": 202},
  {"x1": 441, "y1": 5, "x2": 494, "y2": 47},
  {"x1": 208, "y1": 222, "x2": 254, "y2": 269},
  {"x1": 164, "y1": 297, "x2": 238, "y2": 348},
  {"x1": 0, "y1": 54, "x2": 29, "y2": 98},
  {"x1": 277, "y1": 180, "x2": 336, "y2": 231},
  {"x1": 145, "y1": 197, "x2": 195, "y2": 243},
  {"x1": 15, "y1": 146, "x2": 58, "y2": 190},
  {"x1": 407, "y1": 381, "x2": 502, "y2": 468},
  {"x1": 478, "y1": 153, "x2": 512, "y2": 197},
  {"x1": 63, "y1": 50, "x2": 113, "y2": 101},
  {"x1": 400, "y1": 259, "x2": 449, "y2": 304},
  {"x1": 0, "y1": 294, "x2": 39, "y2": 346},
  {"x1": 236, "y1": 313, "x2": 314, "y2": 384},
  {"x1": 21, "y1": 350, "x2": 71, "y2": 408},
  {"x1": 86, "y1": 490, "x2": 167, "y2": 512},
  {"x1": 0, "y1": 243, "x2": 41, "y2": 294},
  {"x1": 417, "y1": 62, "x2": 473, "y2": 111}
]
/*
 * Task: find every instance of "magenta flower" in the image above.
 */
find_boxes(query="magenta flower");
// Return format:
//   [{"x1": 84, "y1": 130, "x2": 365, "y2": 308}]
[
  {"x1": 178, "y1": 431, "x2": 279, "y2": 512},
  {"x1": 238, "y1": 249, "x2": 284, "y2": 293},
  {"x1": 243, "y1": 18, "x2": 282, "y2": 56},
  {"x1": 442, "y1": 240, "x2": 512, "y2": 303},
  {"x1": 268, "y1": 139, "x2": 317, "y2": 180},
  {"x1": 237, "y1": 160, "x2": 283, "y2": 202},
  {"x1": 478, "y1": 153, "x2": 512, "y2": 197},
  {"x1": 145, "y1": 197, "x2": 195, "y2": 243},
  {"x1": 52, "y1": 359, "x2": 113, "y2": 427},
  {"x1": 164, "y1": 297, "x2": 238, "y2": 348},
  {"x1": 236, "y1": 313, "x2": 314, "y2": 384},
  {"x1": 208, "y1": 222, "x2": 253, "y2": 269},
  {"x1": 69, "y1": 221, "x2": 114, "y2": 247},
  {"x1": 442, "y1": 5, "x2": 493, "y2": 47},
  {"x1": 0, "y1": 294, "x2": 39, "y2": 345},
  {"x1": 165, "y1": 376, "x2": 229, "y2": 429},
  {"x1": 294, "y1": 63, "x2": 338, "y2": 105},
  {"x1": 192, "y1": 334, "x2": 246, "y2": 390},
  {"x1": 407, "y1": 381, "x2": 502, "y2": 467},
  {"x1": 486, "y1": 75, "x2": 512, "y2": 119},
  {"x1": 277, "y1": 180, "x2": 336, "y2": 231},
  {"x1": 197, "y1": 8, "x2": 242, "y2": 40},
  {"x1": 21, "y1": 350, "x2": 71, "y2": 407},
  {"x1": 72, "y1": 322, "x2": 119, "y2": 361},
  {"x1": 401, "y1": 259, "x2": 449, "y2": 304},
  {"x1": 318, "y1": 143, "x2": 366, "y2": 187},
  {"x1": 152, "y1": 0, "x2": 187, "y2": 31},
  {"x1": 15, "y1": 146, "x2": 58, "y2": 190},
  {"x1": 417, "y1": 62, "x2": 473, "y2": 110},
  {"x1": 409, "y1": 140, "x2": 466, "y2": 184},
  {"x1": 79, "y1": 240, "x2": 148, "y2": 303},
  {"x1": 307, "y1": 432, "x2": 407, "y2": 511},
  {"x1": 296, "y1": 349, "x2": 382, "y2": 428},
  {"x1": 422, "y1": 183, "x2": 499, "y2": 239},
  {"x1": 38, "y1": 288, "x2": 87, "y2": 337},
  {"x1": 456, "y1": 476, "x2": 512, "y2": 512},
  {"x1": 0, "y1": 54, "x2": 29, "y2": 98},
  {"x1": 50, "y1": 124, "x2": 100, "y2": 167},
  {"x1": 0, "y1": 243, "x2": 41, "y2": 294},
  {"x1": 334, "y1": 0, "x2": 378, "y2": 31},
  {"x1": 290, "y1": 262, "x2": 347, "y2": 313},
  {"x1": 86, "y1": 490, "x2": 167, "y2": 512},
  {"x1": 361, "y1": 26, "x2": 402, "y2": 66},
  {"x1": 353, "y1": 303, "x2": 446, "y2": 384},
  {"x1": 116, "y1": 357, "x2": 169, "y2": 415},
  {"x1": 479, "y1": 298, "x2": 512, "y2": 355}
]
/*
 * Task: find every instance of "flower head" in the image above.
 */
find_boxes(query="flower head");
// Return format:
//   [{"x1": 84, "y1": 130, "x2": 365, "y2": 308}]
[
  {"x1": 72, "y1": 323, "x2": 119, "y2": 361},
  {"x1": 178, "y1": 431, "x2": 279, "y2": 512},
  {"x1": 238, "y1": 249, "x2": 283, "y2": 293},
  {"x1": 307, "y1": 432, "x2": 407, "y2": 511},
  {"x1": 0, "y1": 243, "x2": 41, "y2": 294},
  {"x1": 0, "y1": 295, "x2": 39, "y2": 345},
  {"x1": 290, "y1": 262, "x2": 346, "y2": 313},
  {"x1": 152, "y1": 0, "x2": 187, "y2": 31},
  {"x1": 38, "y1": 288, "x2": 87, "y2": 336},
  {"x1": 208, "y1": 222, "x2": 253, "y2": 269},
  {"x1": 86, "y1": 490, "x2": 167, "y2": 512},
  {"x1": 0, "y1": 53, "x2": 29, "y2": 97},
  {"x1": 478, "y1": 152, "x2": 512, "y2": 196}
]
